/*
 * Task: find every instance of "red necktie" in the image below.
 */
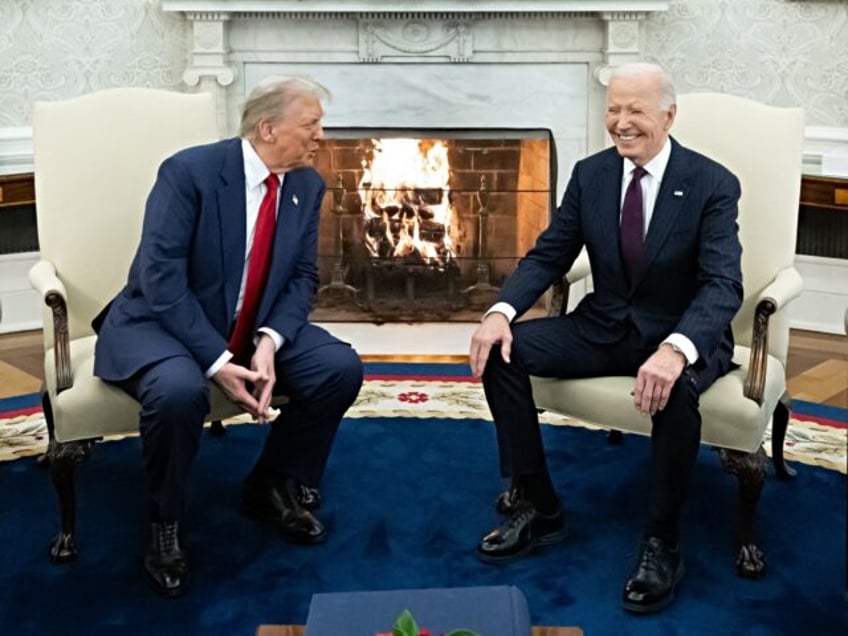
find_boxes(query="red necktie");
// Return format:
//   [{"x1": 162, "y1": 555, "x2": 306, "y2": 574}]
[
  {"x1": 620, "y1": 166, "x2": 647, "y2": 281},
  {"x1": 228, "y1": 173, "x2": 279, "y2": 363}
]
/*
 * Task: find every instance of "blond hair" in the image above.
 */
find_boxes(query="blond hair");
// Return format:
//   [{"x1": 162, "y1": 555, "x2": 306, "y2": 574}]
[{"x1": 240, "y1": 76, "x2": 331, "y2": 140}]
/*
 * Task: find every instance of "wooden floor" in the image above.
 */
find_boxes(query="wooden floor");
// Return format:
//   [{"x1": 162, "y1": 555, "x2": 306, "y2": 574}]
[
  {"x1": 0, "y1": 328, "x2": 846, "y2": 407},
  {"x1": 784, "y1": 329, "x2": 848, "y2": 408}
]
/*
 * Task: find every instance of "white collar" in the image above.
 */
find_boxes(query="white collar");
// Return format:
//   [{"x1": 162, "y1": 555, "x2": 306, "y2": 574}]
[
  {"x1": 241, "y1": 138, "x2": 279, "y2": 189},
  {"x1": 622, "y1": 137, "x2": 672, "y2": 181}
]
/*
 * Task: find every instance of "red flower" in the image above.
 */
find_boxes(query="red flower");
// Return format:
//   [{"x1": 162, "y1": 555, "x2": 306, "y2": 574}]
[{"x1": 398, "y1": 391, "x2": 429, "y2": 404}]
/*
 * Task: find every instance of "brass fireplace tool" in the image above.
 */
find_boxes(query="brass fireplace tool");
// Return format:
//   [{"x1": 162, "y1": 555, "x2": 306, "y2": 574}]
[
  {"x1": 463, "y1": 174, "x2": 500, "y2": 300},
  {"x1": 318, "y1": 174, "x2": 359, "y2": 299}
]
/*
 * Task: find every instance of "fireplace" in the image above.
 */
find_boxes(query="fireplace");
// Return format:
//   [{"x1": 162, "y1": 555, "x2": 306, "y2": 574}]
[
  {"x1": 160, "y1": 0, "x2": 667, "y2": 350},
  {"x1": 312, "y1": 129, "x2": 553, "y2": 322}
]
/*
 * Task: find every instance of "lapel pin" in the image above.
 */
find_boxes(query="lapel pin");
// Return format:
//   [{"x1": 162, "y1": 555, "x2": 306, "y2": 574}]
[
  {"x1": 292, "y1": 194, "x2": 299, "y2": 206},
  {"x1": 673, "y1": 190, "x2": 684, "y2": 197}
]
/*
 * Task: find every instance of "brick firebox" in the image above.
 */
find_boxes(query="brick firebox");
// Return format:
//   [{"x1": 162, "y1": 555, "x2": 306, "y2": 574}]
[{"x1": 311, "y1": 131, "x2": 553, "y2": 323}]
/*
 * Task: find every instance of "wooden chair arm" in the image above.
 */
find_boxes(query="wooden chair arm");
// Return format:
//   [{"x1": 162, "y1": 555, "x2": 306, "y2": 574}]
[
  {"x1": 743, "y1": 266, "x2": 804, "y2": 404},
  {"x1": 29, "y1": 260, "x2": 73, "y2": 393},
  {"x1": 743, "y1": 299, "x2": 776, "y2": 405}
]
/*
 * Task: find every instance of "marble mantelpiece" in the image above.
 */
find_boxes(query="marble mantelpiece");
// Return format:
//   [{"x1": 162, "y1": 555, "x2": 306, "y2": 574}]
[{"x1": 162, "y1": 1, "x2": 670, "y2": 185}]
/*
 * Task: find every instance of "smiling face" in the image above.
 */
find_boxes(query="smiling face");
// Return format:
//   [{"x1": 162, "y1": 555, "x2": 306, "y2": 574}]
[
  {"x1": 605, "y1": 71, "x2": 676, "y2": 167},
  {"x1": 256, "y1": 93, "x2": 325, "y2": 173}
]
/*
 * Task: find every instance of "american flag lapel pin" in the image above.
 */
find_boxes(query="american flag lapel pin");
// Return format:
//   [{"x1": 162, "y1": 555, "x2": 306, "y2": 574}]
[{"x1": 292, "y1": 194, "x2": 299, "y2": 206}]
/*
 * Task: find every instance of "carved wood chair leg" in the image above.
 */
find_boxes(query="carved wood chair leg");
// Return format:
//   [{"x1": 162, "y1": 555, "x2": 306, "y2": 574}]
[
  {"x1": 36, "y1": 389, "x2": 54, "y2": 467},
  {"x1": 47, "y1": 440, "x2": 93, "y2": 564},
  {"x1": 209, "y1": 420, "x2": 227, "y2": 436},
  {"x1": 48, "y1": 444, "x2": 78, "y2": 563},
  {"x1": 719, "y1": 446, "x2": 768, "y2": 579},
  {"x1": 771, "y1": 392, "x2": 796, "y2": 480}
]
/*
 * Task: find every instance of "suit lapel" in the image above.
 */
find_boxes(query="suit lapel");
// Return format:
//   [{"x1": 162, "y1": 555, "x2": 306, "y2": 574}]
[
  {"x1": 594, "y1": 151, "x2": 627, "y2": 277},
  {"x1": 257, "y1": 170, "x2": 308, "y2": 320},
  {"x1": 217, "y1": 140, "x2": 248, "y2": 322}
]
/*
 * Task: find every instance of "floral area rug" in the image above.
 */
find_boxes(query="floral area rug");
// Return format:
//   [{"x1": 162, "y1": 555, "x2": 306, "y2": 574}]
[{"x1": 1, "y1": 371, "x2": 845, "y2": 473}]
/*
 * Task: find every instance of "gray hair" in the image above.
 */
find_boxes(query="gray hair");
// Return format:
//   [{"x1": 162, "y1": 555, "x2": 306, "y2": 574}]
[
  {"x1": 240, "y1": 75, "x2": 331, "y2": 139},
  {"x1": 609, "y1": 63, "x2": 676, "y2": 111}
]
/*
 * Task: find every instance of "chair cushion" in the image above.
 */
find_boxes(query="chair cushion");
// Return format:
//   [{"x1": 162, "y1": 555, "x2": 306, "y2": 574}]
[
  {"x1": 45, "y1": 336, "x2": 282, "y2": 443},
  {"x1": 531, "y1": 346, "x2": 787, "y2": 454}
]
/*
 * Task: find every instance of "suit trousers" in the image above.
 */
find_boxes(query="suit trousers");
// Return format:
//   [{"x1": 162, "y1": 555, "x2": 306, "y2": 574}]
[
  {"x1": 482, "y1": 314, "x2": 728, "y2": 543},
  {"x1": 114, "y1": 323, "x2": 363, "y2": 522}
]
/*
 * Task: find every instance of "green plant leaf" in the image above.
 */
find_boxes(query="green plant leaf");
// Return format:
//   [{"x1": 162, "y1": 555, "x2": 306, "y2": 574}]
[
  {"x1": 446, "y1": 630, "x2": 481, "y2": 636},
  {"x1": 392, "y1": 609, "x2": 419, "y2": 636}
]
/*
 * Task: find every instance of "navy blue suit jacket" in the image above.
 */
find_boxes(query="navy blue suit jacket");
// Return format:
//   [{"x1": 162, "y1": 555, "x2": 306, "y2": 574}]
[
  {"x1": 499, "y1": 138, "x2": 743, "y2": 370},
  {"x1": 93, "y1": 138, "x2": 325, "y2": 381}
]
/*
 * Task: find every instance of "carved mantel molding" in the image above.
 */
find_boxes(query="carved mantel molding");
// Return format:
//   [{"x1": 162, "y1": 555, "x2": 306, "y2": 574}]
[
  {"x1": 162, "y1": 1, "x2": 669, "y2": 134},
  {"x1": 161, "y1": 1, "x2": 670, "y2": 15}
]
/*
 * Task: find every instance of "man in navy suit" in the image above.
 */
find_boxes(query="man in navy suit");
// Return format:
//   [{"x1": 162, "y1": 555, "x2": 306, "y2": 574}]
[
  {"x1": 469, "y1": 63, "x2": 742, "y2": 613},
  {"x1": 93, "y1": 76, "x2": 364, "y2": 597}
]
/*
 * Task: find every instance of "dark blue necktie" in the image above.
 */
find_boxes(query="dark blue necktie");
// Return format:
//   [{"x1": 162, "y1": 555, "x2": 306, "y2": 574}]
[{"x1": 620, "y1": 166, "x2": 647, "y2": 280}]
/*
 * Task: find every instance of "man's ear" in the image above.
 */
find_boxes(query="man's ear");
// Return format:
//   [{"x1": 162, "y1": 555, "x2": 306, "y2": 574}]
[
  {"x1": 664, "y1": 103, "x2": 677, "y2": 131},
  {"x1": 258, "y1": 119, "x2": 275, "y2": 143}
]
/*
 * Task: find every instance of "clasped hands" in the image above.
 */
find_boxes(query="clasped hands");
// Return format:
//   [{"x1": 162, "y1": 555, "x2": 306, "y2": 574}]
[
  {"x1": 213, "y1": 334, "x2": 279, "y2": 424},
  {"x1": 470, "y1": 313, "x2": 687, "y2": 417}
]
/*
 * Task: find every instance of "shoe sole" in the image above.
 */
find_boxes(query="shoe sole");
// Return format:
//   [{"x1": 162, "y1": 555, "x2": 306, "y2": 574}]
[
  {"x1": 476, "y1": 526, "x2": 569, "y2": 564},
  {"x1": 240, "y1": 502, "x2": 328, "y2": 545},
  {"x1": 621, "y1": 561, "x2": 685, "y2": 614}
]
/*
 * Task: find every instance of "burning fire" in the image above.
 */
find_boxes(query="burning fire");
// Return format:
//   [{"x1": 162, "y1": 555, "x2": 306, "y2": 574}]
[{"x1": 358, "y1": 139, "x2": 457, "y2": 267}]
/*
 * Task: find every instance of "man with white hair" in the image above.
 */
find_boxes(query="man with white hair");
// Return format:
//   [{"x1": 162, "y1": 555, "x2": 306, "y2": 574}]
[
  {"x1": 93, "y1": 76, "x2": 363, "y2": 597},
  {"x1": 469, "y1": 62, "x2": 743, "y2": 613}
]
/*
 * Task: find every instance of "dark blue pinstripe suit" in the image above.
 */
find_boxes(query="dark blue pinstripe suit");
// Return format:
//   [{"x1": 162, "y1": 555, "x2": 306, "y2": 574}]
[
  {"x1": 483, "y1": 138, "x2": 743, "y2": 541},
  {"x1": 92, "y1": 139, "x2": 363, "y2": 521}
]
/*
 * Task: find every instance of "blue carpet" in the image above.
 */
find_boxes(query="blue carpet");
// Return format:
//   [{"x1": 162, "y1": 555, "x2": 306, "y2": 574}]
[
  {"x1": 0, "y1": 417, "x2": 846, "y2": 635},
  {"x1": 0, "y1": 392, "x2": 41, "y2": 412},
  {"x1": 790, "y1": 400, "x2": 848, "y2": 424}
]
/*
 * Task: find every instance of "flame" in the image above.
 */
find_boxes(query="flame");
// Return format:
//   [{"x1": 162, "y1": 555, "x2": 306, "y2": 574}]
[{"x1": 358, "y1": 139, "x2": 456, "y2": 266}]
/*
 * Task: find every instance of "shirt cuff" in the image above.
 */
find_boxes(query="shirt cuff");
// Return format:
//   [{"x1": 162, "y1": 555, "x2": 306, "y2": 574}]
[
  {"x1": 257, "y1": 327, "x2": 284, "y2": 352},
  {"x1": 205, "y1": 350, "x2": 232, "y2": 379},
  {"x1": 661, "y1": 333, "x2": 699, "y2": 366},
  {"x1": 484, "y1": 302, "x2": 517, "y2": 323}
]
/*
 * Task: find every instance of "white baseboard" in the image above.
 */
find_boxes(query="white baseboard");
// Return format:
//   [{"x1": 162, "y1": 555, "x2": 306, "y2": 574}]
[
  {"x1": 0, "y1": 126, "x2": 33, "y2": 175},
  {"x1": 790, "y1": 255, "x2": 848, "y2": 335},
  {"x1": 0, "y1": 251, "x2": 41, "y2": 334}
]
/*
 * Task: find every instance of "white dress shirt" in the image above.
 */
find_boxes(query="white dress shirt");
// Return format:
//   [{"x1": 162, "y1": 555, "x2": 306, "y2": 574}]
[{"x1": 204, "y1": 139, "x2": 285, "y2": 378}]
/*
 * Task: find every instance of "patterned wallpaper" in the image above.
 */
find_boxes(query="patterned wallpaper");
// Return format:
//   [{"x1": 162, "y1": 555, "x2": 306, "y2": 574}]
[
  {"x1": 0, "y1": 0, "x2": 187, "y2": 127},
  {"x1": 645, "y1": 0, "x2": 848, "y2": 127},
  {"x1": 0, "y1": 0, "x2": 845, "y2": 128}
]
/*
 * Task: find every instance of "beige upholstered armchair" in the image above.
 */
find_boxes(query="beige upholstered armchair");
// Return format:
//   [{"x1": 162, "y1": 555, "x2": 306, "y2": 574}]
[
  {"x1": 29, "y1": 88, "x2": 257, "y2": 563},
  {"x1": 531, "y1": 93, "x2": 805, "y2": 578}
]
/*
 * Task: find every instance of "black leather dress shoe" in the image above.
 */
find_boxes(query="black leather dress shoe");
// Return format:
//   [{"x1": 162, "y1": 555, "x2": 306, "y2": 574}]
[
  {"x1": 476, "y1": 501, "x2": 567, "y2": 564},
  {"x1": 495, "y1": 484, "x2": 522, "y2": 515},
  {"x1": 622, "y1": 537, "x2": 685, "y2": 614},
  {"x1": 241, "y1": 476, "x2": 327, "y2": 544},
  {"x1": 294, "y1": 481, "x2": 321, "y2": 511},
  {"x1": 144, "y1": 521, "x2": 190, "y2": 598}
]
